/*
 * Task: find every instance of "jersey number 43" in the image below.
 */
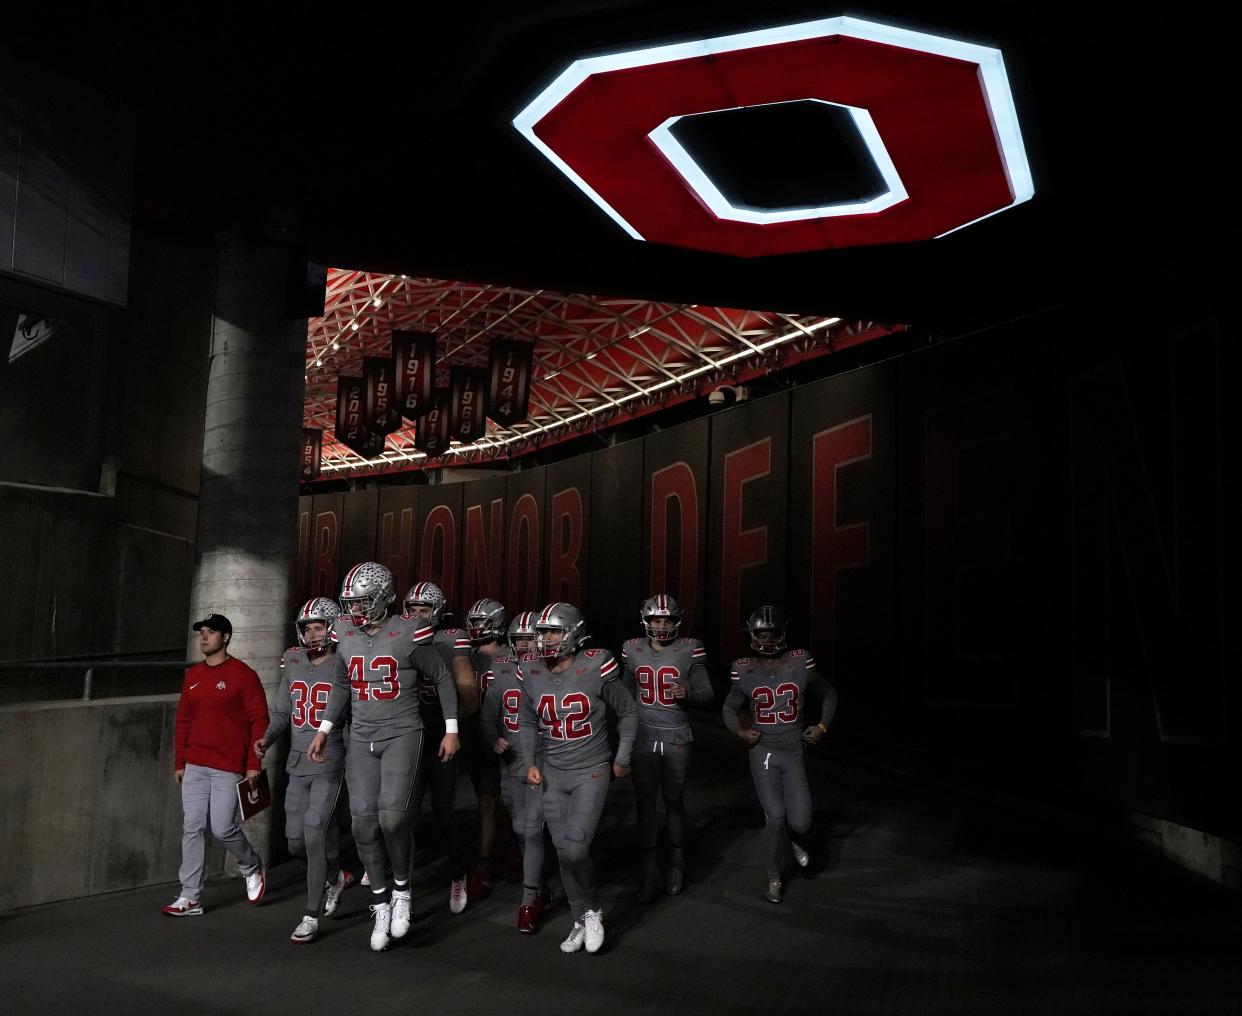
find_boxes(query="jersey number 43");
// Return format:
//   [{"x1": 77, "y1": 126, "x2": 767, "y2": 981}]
[{"x1": 348, "y1": 656, "x2": 401, "y2": 701}]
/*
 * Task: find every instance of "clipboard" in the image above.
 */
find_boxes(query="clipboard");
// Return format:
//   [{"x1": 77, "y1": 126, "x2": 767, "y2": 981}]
[{"x1": 236, "y1": 770, "x2": 272, "y2": 820}]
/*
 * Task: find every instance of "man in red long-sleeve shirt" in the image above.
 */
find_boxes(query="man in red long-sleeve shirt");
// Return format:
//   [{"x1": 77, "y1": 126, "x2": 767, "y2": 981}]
[{"x1": 163, "y1": 613, "x2": 270, "y2": 917}]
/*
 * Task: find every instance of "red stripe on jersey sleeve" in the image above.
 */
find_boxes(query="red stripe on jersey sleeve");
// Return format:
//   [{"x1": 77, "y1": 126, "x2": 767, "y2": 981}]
[
  {"x1": 805, "y1": 657, "x2": 817, "y2": 669},
  {"x1": 693, "y1": 647, "x2": 707, "y2": 658},
  {"x1": 599, "y1": 658, "x2": 618, "y2": 677},
  {"x1": 413, "y1": 625, "x2": 435, "y2": 643},
  {"x1": 730, "y1": 671, "x2": 740, "y2": 681},
  {"x1": 454, "y1": 639, "x2": 471, "y2": 649}
]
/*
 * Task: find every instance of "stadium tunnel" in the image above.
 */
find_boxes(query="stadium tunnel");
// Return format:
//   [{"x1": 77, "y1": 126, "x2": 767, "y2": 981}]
[{"x1": 0, "y1": 3, "x2": 1238, "y2": 1012}]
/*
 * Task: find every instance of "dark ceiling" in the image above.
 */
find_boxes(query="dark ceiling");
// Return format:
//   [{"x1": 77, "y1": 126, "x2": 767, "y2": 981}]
[{"x1": 10, "y1": 2, "x2": 1235, "y2": 329}]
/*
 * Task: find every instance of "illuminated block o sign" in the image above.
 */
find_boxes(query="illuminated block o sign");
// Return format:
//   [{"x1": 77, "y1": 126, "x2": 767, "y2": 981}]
[{"x1": 513, "y1": 17, "x2": 1034, "y2": 257}]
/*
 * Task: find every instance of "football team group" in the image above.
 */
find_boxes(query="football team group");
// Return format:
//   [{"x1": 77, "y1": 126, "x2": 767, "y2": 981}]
[{"x1": 166, "y1": 560, "x2": 838, "y2": 955}]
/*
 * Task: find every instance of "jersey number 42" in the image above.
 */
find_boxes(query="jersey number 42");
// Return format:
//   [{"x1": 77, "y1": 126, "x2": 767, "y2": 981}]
[{"x1": 536, "y1": 693, "x2": 592, "y2": 739}]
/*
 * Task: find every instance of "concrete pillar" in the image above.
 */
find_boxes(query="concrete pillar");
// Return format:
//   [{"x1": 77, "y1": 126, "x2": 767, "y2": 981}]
[
  {"x1": 187, "y1": 243, "x2": 306, "y2": 861},
  {"x1": 188, "y1": 243, "x2": 306, "y2": 680}
]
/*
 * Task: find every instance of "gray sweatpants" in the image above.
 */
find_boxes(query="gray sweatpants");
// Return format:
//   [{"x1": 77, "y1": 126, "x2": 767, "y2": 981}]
[
  {"x1": 347, "y1": 731, "x2": 423, "y2": 894},
  {"x1": 285, "y1": 768, "x2": 345, "y2": 914},
  {"x1": 542, "y1": 763, "x2": 611, "y2": 922},
  {"x1": 748, "y1": 748, "x2": 812, "y2": 879},
  {"x1": 500, "y1": 764, "x2": 547, "y2": 904},
  {"x1": 179, "y1": 763, "x2": 261, "y2": 900},
  {"x1": 632, "y1": 739, "x2": 691, "y2": 870}
]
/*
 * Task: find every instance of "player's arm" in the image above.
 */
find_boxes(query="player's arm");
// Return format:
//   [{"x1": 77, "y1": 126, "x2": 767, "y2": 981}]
[
  {"x1": 803, "y1": 662, "x2": 838, "y2": 744},
  {"x1": 619, "y1": 645, "x2": 636, "y2": 697},
  {"x1": 601, "y1": 664, "x2": 637, "y2": 775},
  {"x1": 241, "y1": 666, "x2": 270, "y2": 781},
  {"x1": 478, "y1": 669, "x2": 505, "y2": 751},
  {"x1": 309, "y1": 652, "x2": 349, "y2": 762},
  {"x1": 723, "y1": 682, "x2": 759, "y2": 746},
  {"x1": 517, "y1": 668, "x2": 540, "y2": 783},
  {"x1": 417, "y1": 645, "x2": 460, "y2": 760},
  {"x1": 256, "y1": 661, "x2": 292, "y2": 759},
  {"x1": 452, "y1": 654, "x2": 479, "y2": 719},
  {"x1": 683, "y1": 648, "x2": 715, "y2": 708},
  {"x1": 173, "y1": 669, "x2": 194, "y2": 783}
]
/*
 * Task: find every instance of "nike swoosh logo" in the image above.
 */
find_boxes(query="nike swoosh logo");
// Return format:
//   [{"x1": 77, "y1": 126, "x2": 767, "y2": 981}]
[{"x1": 190, "y1": 684, "x2": 199, "y2": 690}]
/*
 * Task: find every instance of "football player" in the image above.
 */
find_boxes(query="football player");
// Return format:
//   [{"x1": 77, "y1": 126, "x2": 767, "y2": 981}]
[
  {"x1": 621, "y1": 594, "x2": 714, "y2": 902},
  {"x1": 479, "y1": 610, "x2": 552, "y2": 933},
  {"x1": 722, "y1": 606, "x2": 838, "y2": 904},
  {"x1": 520, "y1": 603, "x2": 637, "y2": 955},
  {"x1": 462, "y1": 597, "x2": 508, "y2": 903},
  {"x1": 403, "y1": 580, "x2": 478, "y2": 913},
  {"x1": 254, "y1": 598, "x2": 350, "y2": 944},
  {"x1": 307, "y1": 563, "x2": 460, "y2": 952}
]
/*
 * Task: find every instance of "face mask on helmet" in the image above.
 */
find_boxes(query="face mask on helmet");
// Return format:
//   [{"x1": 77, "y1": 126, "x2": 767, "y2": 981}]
[
  {"x1": 508, "y1": 611, "x2": 537, "y2": 652},
  {"x1": 747, "y1": 606, "x2": 789, "y2": 656},
  {"x1": 640, "y1": 594, "x2": 682, "y2": 642},
  {"x1": 403, "y1": 581, "x2": 446, "y2": 626},
  {"x1": 296, "y1": 597, "x2": 341, "y2": 650},
  {"x1": 466, "y1": 598, "x2": 507, "y2": 643},
  {"x1": 339, "y1": 563, "x2": 395, "y2": 628},
  {"x1": 534, "y1": 603, "x2": 586, "y2": 659}
]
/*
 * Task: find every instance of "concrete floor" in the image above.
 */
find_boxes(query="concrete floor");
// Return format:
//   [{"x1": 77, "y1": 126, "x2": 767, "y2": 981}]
[{"x1": 1, "y1": 724, "x2": 1238, "y2": 1015}]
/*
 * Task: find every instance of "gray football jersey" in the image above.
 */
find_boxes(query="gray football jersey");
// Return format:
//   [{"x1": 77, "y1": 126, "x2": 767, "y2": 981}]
[
  {"x1": 620, "y1": 636, "x2": 713, "y2": 744},
  {"x1": 479, "y1": 653, "x2": 524, "y2": 775},
  {"x1": 723, "y1": 649, "x2": 836, "y2": 752},
  {"x1": 415, "y1": 625, "x2": 473, "y2": 718},
  {"x1": 324, "y1": 614, "x2": 456, "y2": 741},
  {"x1": 267, "y1": 648, "x2": 345, "y2": 773},
  {"x1": 518, "y1": 647, "x2": 637, "y2": 770}
]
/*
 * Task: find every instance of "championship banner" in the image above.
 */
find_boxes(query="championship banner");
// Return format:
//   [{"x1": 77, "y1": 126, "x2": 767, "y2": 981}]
[
  {"x1": 364, "y1": 356, "x2": 402, "y2": 435},
  {"x1": 449, "y1": 366, "x2": 489, "y2": 443},
  {"x1": 413, "y1": 388, "x2": 452, "y2": 456},
  {"x1": 487, "y1": 339, "x2": 533, "y2": 426},
  {"x1": 299, "y1": 428, "x2": 323, "y2": 481},
  {"x1": 335, "y1": 375, "x2": 387, "y2": 457},
  {"x1": 393, "y1": 331, "x2": 436, "y2": 421}
]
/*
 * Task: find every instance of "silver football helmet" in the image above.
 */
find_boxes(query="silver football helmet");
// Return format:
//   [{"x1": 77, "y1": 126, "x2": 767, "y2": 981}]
[
  {"x1": 466, "y1": 597, "x2": 508, "y2": 643},
  {"x1": 641, "y1": 593, "x2": 682, "y2": 643},
  {"x1": 747, "y1": 605, "x2": 789, "y2": 656},
  {"x1": 295, "y1": 597, "x2": 341, "y2": 651},
  {"x1": 534, "y1": 602, "x2": 588, "y2": 659},
  {"x1": 339, "y1": 562, "x2": 395, "y2": 628},
  {"x1": 507, "y1": 610, "x2": 537, "y2": 651},
  {"x1": 403, "y1": 580, "x2": 447, "y2": 626}
]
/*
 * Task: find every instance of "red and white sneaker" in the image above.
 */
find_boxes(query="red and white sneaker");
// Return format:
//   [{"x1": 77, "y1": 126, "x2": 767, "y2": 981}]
[
  {"x1": 244, "y1": 865, "x2": 266, "y2": 905},
  {"x1": 162, "y1": 896, "x2": 202, "y2": 917}
]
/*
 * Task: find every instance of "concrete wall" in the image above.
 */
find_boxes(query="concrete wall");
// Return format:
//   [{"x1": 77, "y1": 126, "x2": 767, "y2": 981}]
[
  {"x1": 0, "y1": 696, "x2": 185, "y2": 912},
  {"x1": 0, "y1": 227, "x2": 214, "y2": 681}
]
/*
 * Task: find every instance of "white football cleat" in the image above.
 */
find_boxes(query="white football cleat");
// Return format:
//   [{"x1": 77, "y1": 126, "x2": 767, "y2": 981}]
[
  {"x1": 369, "y1": 901, "x2": 392, "y2": 952},
  {"x1": 244, "y1": 864, "x2": 266, "y2": 905},
  {"x1": 792, "y1": 842, "x2": 810, "y2": 869},
  {"x1": 390, "y1": 888, "x2": 412, "y2": 938},
  {"x1": 559, "y1": 921, "x2": 586, "y2": 954},
  {"x1": 449, "y1": 877, "x2": 468, "y2": 915},
  {"x1": 290, "y1": 915, "x2": 319, "y2": 943},
  {"x1": 323, "y1": 871, "x2": 347, "y2": 916},
  {"x1": 583, "y1": 909, "x2": 605, "y2": 954}
]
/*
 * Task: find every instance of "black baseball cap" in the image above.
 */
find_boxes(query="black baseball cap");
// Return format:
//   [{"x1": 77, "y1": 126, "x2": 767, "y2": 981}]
[{"x1": 192, "y1": 613, "x2": 233, "y2": 635}]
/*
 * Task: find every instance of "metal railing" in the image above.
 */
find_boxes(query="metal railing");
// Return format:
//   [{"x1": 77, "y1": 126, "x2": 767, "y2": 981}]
[{"x1": 0, "y1": 647, "x2": 193, "y2": 702}]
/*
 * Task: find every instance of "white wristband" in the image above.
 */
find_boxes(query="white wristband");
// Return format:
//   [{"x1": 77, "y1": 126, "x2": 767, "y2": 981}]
[
  {"x1": 444, "y1": 719, "x2": 459, "y2": 734},
  {"x1": 317, "y1": 720, "x2": 335, "y2": 734}
]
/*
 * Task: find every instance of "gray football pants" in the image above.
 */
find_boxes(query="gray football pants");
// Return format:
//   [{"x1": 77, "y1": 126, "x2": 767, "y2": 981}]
[
  {"x1": 500, "y1": 764, "x2": 547, "y2": 903},
  {"x1": 749, "y1": 748, "x2": 812, "y2": 879},
  {"x1": 542, "y1": 763, "x2": 611, "y2": 922},
  {"x1": 632, "y1": 740, "x2": 691, "y2": 868},
  {"x1": 347, "y1": 731, "x2": 423, "y2": 893},
  {"x1": 285, "y1": 768, "x2": 344, "y2": 913},
  {"x1": 179, "y1": 763, "x2": 261, "y2": 900}
]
